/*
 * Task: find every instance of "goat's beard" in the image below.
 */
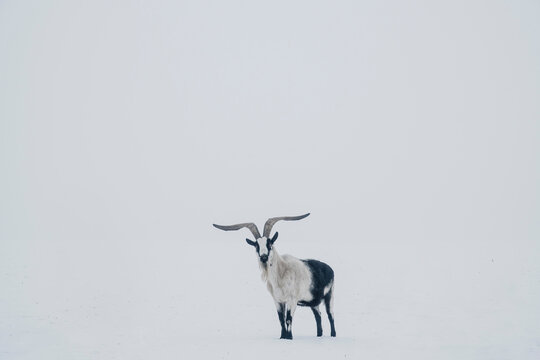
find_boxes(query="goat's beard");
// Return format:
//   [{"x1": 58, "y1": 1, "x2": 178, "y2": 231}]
[{"x1": 259, "y1": 259, "x2": 268, "y2": 281}]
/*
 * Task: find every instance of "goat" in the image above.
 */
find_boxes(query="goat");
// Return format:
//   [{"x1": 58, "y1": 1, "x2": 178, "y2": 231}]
[{"x1": 213, "y1": 213, "x2": 336, "y2": 340}]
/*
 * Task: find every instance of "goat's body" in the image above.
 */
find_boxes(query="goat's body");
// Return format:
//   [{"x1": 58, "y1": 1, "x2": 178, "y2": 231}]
[
  {"x1": 298, "y1": 259, "x2": 334, "y2": 307},
  {"x1": 261, "y1": 249, "x2": 336, "y2": 339},
  {"x1": 262, "y1": 253, "x2": 313, "y2": 303}
]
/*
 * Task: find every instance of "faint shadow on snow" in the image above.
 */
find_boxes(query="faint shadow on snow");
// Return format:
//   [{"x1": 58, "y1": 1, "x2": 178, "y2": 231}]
[{"x1": 268, "y1": 335, "x2": 356, "y2": 344}]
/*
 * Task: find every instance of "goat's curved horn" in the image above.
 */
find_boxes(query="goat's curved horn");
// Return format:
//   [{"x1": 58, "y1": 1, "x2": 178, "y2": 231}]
[
  {"x1": 263, "y1": 213, "x2": 310, "y2": 237},
  {"x1": 213, "y1": 222, "x2": 262, "y2": 239}
]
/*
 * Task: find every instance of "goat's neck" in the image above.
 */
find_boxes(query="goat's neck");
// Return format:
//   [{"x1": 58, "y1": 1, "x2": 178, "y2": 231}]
[
  {"x1": 259, "y1": 248, "x2": 284, "y2": 282},
  {"x1": 269, "y1": 248, "x2": 283, "y2": 269}
]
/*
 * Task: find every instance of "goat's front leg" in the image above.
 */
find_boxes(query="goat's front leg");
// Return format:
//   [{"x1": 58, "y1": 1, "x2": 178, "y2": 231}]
[
  {"x1": 275, "y1": 302, "x2": 288, "y2": 339},
  {"x1": 283, "y1": 301, "x2": 297, "y2": 340}
]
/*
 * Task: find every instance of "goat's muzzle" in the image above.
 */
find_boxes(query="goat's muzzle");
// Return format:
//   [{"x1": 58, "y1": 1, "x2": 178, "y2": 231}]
[{"x1": 260, "y1": 254, "x2": 268, "y2": 263}]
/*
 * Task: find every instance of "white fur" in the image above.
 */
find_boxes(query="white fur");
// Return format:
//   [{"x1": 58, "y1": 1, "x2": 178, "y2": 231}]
[
  {"x1": 324, "y1": 283, "x2": 332, "y2": 296},
  {"x1": 256, "y1": 241, "x2": 314, "y2": 306},
  {"x1": 256, "y1": 237, "x2": 269, "y2": 256}
]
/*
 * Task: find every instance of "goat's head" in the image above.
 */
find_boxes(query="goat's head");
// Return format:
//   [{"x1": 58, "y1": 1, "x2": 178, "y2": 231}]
[
  {"x1": 213, "y1": 213, "x2": 310, "y2": 264},
  {"x1": 245, "y1": 233, "x2": 279, "y2": 264}
]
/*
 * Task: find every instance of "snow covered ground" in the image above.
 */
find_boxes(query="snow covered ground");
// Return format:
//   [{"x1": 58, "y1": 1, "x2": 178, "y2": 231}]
[
  {"x1": 2, "y1": 230, "x2": 539, "y2": 360},
  {"x1": 1, "y1": 1, "x2": 539, "y2": 359}
]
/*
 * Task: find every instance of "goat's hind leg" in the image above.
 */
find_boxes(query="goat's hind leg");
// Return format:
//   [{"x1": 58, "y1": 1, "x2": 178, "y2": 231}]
[
  {"x1": 311, "y1": 305, "x2": 323, "y2": 337},
  {"x1": 324, "y1": 287, "x2": 336, "y2": 337}
]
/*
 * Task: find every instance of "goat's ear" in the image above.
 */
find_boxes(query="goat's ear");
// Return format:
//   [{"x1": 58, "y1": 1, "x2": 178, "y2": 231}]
[
  {"x1": 246, "y1": 238, "x2": 256, "y2": 246},
  {"x1": 270, "y1": 232, "x2": 279, "y2": 244}
]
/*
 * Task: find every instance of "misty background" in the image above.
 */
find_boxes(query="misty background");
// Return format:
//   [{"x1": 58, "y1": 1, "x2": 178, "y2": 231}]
[{"x1": 1, "y1": 1, "x2": 539, "y2": 359}]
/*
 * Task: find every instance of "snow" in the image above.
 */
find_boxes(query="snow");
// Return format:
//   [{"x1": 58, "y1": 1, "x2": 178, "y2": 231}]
[
  {"x1": 1, "y1": 0, "x2": 540, "y2": 359},
  {"x1": 2, "y1": 228, "x2": 539, "y2": 359}
]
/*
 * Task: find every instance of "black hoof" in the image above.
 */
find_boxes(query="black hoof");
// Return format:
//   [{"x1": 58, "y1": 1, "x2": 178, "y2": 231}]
[
  {"x1": 317, "y1": 331, "x2": 323, "y2": 337},
  {"x1": 280, "y1": 333, "x2": 293, "y2": 340},
  {"x1": 331, "y1": 331, "x2": 336, "y2": 337}
]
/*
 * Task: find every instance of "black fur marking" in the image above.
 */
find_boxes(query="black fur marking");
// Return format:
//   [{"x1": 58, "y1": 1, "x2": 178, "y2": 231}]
[
  {"x1": 247, "y1": 237, "x2": 273, "y2": 260},
  {"x1": 324, "y1": 290, "x2": 336, "y2": 337},
  {"x1": 298, "y1": 259, "x2": 334, "y2": 307},
  {"x1": 270, "y1": 232, "x2": 278, "y2": 244},
  {"x1": 285, "y1": 308, "x2": 293, "y2": 339},
  {"x1": 311, "y1": 307, "x2": 323, "y2": 336},
  {"x1": 277, "y1": 303, "x2": 292, "y2": 339},
  {"x1": 248, "y1": 237, "x2": 275, "y2": 263},
  {"x1": 277, "y1": 303, "x2": 287, "y2": 339}
]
